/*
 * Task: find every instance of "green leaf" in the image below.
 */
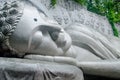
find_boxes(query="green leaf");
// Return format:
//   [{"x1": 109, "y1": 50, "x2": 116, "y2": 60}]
[{"x1": 51, "y1": 0, "x2": 56, "y2": 6}]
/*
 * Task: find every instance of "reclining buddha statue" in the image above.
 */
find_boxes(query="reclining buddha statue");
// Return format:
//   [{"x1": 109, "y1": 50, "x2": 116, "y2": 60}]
[{"x1": 1, "y1": 0, "x2": 120, "y2": 79}]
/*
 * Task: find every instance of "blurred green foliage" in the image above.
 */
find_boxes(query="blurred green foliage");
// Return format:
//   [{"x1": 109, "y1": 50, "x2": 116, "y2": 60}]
[
  {"x1": 51, "y1": 0, "x2": 120, "y2": 37},
  {"x1": 87, "y1": 0, "x2": 120, "y2": 22},
  {"x1": 51, "y1": 0, "x2": 56, "y2": 6},
  {"x1": 87, "y1": 0, "x2": 120, "y2": 37}
]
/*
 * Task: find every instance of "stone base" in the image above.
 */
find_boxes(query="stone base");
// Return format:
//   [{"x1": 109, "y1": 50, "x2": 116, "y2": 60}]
[{"x1": 0, "y1": 57, "x2": 83, "y2": 80}]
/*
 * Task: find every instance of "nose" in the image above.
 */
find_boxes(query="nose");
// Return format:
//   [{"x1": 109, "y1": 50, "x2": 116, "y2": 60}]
[
  {"x1": 40, "y1": 24, "x2": 62, "y2": 33},
  {"x1": 39, "y1": 24, "x2": 63, "y2": 41}
]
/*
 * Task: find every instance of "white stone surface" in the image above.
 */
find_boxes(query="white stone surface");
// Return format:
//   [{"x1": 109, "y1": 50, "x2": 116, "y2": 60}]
[
  {"x1": 115, "y1": 23, "x2": 120, "y2": 36},
  {"x1": 0, "y1": 57, "x2": 84, "y2": 80},
  {"x1": 38, "y1": 0, "x2": 114, "y2": 36},
  {"x1": 0, "y1": 0, "x2": 115, "y2": 36}
]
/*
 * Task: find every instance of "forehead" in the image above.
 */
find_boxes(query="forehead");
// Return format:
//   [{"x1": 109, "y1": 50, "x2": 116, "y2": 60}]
[
  {"x1": 21, "y1": 2, "x2": 47, "y2": 24},
  {"x1": 21, "y1": 1, "x2": 59, "y2": 26}
]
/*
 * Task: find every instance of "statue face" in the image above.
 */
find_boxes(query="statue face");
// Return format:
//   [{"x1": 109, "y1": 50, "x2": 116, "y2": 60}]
[{"x1": 9, "y1": 2, "x2": 72, "y2": 56}]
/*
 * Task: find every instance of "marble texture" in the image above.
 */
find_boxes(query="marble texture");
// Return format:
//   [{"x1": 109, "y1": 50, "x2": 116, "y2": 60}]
[
  {"x1": 39, "y1": 0, "x2": 114, "y2": 36},
  {"x1": 0, "y1": 0, "x2": 120, "y2": 80},
  {"x1": 0, "y1": 57, "x2": 83, "y2": 80}
]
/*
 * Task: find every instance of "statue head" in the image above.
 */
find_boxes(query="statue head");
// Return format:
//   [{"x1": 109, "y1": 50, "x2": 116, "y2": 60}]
[
  {"x1": 0, "y1": 1, "x2": 24, "y2": 57},
  {"x1": 0, "y1": 0, "x2": 72, "y2": 57}
]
